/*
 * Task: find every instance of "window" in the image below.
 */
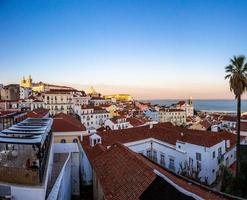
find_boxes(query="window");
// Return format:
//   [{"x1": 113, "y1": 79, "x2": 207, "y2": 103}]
[
  {"x1": 212, "y1": 151, "x2": 215, "y2": 159},
  {"x1": 218, "y1": 147, "x2": 222, "y2": 157},
  {"x1": 197, "y1": 161, "x2": 201, "y2": 172},
  {"x1": 61, "y1": 139, "x2": 66, "y2": 143},
  {"x1": 73, "y1": 139, "x2": 78, "y2": 143},
  {"x1": 169, "y1": 158, "x2": 175, "y2": 171},
  {"x1": 153, "y1": 150, "x2": 157, "y2": 162},
  {"x1": 147, "y1": 149, "x2": 151, "y2": 159},
  {"x1": 160, "y1": 153, "x2": 165, "y2": 167},
  {"x1": 196, "y1": 153, "x2": 201, "y2": 161}
]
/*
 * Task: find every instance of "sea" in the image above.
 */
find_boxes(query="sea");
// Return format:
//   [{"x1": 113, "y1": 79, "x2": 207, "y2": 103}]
[{"x1": 141, "y1": 99, "x2": 247, "y2": 113}]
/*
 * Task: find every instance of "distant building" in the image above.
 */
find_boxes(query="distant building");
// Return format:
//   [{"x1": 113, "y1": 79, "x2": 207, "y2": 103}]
[
  {"x1": 221, "y1": 115, "x2": 236, "y2": 129},
  {"x1": 104, "y1": 116, "x2": 132, "y2": 130},
  {"x1": 144, "y1": 109, "x2": 159, "y2": 122},
  {"x1": 159, "y1": 108, "x2": 186, "y2": 125},
  {"x1": 172, "y1": 98, "x2": 194, "y2": 117},
  {"x1": 104, "y1": 94, "x2": 133, "y2": 101},
  {"x1": 21, "y1": 75, "x2": 76, "y2": 92},
  {"x1": 44, "y1": 90, "x2": 74, "y2": 116},
  {"x1": 87, "y1": 86, "x2": 101, "y2": 98},
  {"x1": 134, "y1": 101, "x2": 150, "y2": 111},
  {"x1": 89, "y1": 97, "x2": 112, "y2": 106},
  {"x1": 73, "y1": 105, "x2": 109, "y2": 129},
  {"x1": 20, "y1": 87, "x2": 32, "y2": 99},
  {"x1": 0, "y1": 84, "x2": 20, "y2": 101},
  {"x1": 189, "y1": 120, "x2": 212, "y2": 131}
]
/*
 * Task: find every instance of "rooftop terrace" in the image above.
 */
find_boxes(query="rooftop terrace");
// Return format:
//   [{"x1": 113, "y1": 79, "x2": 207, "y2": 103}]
[{"x1": 0, "y1": 118, "x2": 53, "y2": 185}]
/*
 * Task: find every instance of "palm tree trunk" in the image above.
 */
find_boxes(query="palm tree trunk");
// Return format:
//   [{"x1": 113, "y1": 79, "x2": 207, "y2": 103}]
[{"x1": 236, "y1": 95, "x2": 241, "y2": 178}]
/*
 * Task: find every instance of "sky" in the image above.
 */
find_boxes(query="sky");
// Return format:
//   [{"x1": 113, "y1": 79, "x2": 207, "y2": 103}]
[{"x1": 1, "y1": 0, "x2": 247, "y2": 99}]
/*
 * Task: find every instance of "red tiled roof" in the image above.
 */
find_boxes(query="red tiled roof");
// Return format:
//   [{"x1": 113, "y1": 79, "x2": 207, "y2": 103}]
[
  {"x1": 159, "y1": 108, "x2": 185, "y2": 112},
  {"x1": 27, "y1": 108, "x2": 49, "y2": 118},
  {"x1": 84, "y1": 142, "x2": 229, "y2": 200},
  {"x1": 240, "y1": 122, "x2": 247, "y2": 131},
  {"x1": 177, "y1": 101, "x2": 186, "y2": 106},
  {"x1": 0, "y1": 110, "x2": 25, "y2": 117},
  {"x1": 52, "y1": 113, "x2": 86, "y2": 132},
  {"x1": 93, "y1": 123, "x2": 237, "y2": 148},
  {"x1": 126, "y1": 117, "x2": 147, "y2": 127},
  {"x1": 199, "y1": 120, "x2": 212, "y2": 130},
  {"x1": 221, "y1": 115, "x2": 236, "y2": 122}
]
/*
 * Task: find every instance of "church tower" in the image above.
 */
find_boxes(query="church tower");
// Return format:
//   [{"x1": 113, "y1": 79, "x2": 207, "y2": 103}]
[
  {"x1": 20, "y1": 75, "x2": 32, "y2": 88},
  {"x1": 26, "y1": 75, "x2": 32, "y2": 88},
  {"x1": 188, "y1": 97, "x2": 193, "y2": 105}
]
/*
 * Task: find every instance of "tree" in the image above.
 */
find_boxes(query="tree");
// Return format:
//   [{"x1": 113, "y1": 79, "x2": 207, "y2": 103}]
[{"x1": 225, "y1": 55, "x2": 247, "y2": 177}]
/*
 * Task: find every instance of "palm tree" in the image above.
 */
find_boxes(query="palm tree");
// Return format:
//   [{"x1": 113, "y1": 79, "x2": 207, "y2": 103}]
[{"x1": 225, "y1": 55, "x2": 247, "y2": 177}]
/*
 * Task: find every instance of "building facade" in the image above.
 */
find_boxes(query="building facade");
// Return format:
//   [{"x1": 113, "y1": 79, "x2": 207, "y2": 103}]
[
  {"x1": 159, "y1": 108, "x2": 186, "y2": 125},
  {"x1": 44, "y1": 90, "x2": 73, "y2": 116}
]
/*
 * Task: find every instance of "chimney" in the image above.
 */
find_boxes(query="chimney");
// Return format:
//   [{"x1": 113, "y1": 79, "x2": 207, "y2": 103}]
[
  {"x1": 180, "y1": 132, "x2": 184, "y2": 137},
  {"x1": 149, "y1": 123, "x2": 153, "y2": 129},
  {"x1": 226, "y1": 140, "x2": 230, "y2": 148}
]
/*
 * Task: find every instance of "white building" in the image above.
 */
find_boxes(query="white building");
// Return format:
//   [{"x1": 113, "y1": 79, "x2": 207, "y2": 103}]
[
  {"x1": 221, "y1": 115, "x2": 236, "y2": 129},
  {"x1": 80, "y1": 123, "x2": 242, "y2": 186},
  {"x1": 89, "y1": 97, "x2": 112, "y2": 106},
  {"x1": 19, "y1": 87, "x2": 32, "y2": 100},
  {"x1": 44, "y1": 90, "x2": 74, "y2": 116},
  {"x1": 73, "y1": 105, "x2": 110, "y2": 129},
  {"x1": 159, "y1": 108, "x2": 186, "y2": 125},
  {"x1": 173, "y1": 99, "x2": 194, "y2": 117},
  {"x1": 72, "y1": 94, "x2": 90, "y2": 107},
  {"x1": 104, "y1": 117, "x2": 132, "y2": 130}
]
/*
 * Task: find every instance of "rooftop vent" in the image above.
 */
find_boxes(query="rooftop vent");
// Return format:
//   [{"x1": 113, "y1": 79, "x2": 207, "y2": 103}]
[
  {"x1": 89, "y1": 133, "x2": 102, "y2": 147},
  {"x1": 180, "y1": 132, "x2": 184, "y2": 137}
]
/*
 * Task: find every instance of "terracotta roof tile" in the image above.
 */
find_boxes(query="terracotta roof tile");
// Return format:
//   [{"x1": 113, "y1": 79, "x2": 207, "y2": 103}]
[
  {"x1": 84, "y1": 142, "x2": 230, "y2": 200},
  {"x1": 27, "y1": 108, "x2": 49, "y2": 118},
  {"x1": 52, "y1": 113, "x2": 86, "y2": 132},
  {"x1": 94, "y1": 123, "x2": 237, "y2": 148}
]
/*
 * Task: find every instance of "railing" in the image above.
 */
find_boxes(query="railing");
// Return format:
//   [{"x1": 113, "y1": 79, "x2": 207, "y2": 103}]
[{"x1": 47, "y1": 153, "x2": 71, "y2": 200}]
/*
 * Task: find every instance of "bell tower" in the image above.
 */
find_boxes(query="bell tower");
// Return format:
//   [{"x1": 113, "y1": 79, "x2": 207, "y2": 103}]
[
  {"x1": 188, "y1": 97, "x2": 193, "y2": 105},
  {"x1": 27, "y1": 75, "x2": 32, "y2": 88}
]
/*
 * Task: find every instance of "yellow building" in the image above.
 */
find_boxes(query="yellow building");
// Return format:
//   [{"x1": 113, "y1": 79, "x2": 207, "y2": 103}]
[
  {"x1": 21, "y1": 75, "x2": 44, "y2": 92},
  {"x1": 52, "y1": 113, "x2": 87, "y2": 143},
  {"x1": 104, "y1": 104, "x2": 118, "y2": 118},
  {"x1": 20, "y1": 75, "x2": 32, "y2": 88},
  {"x1": 104, "y1": 94, "x2": 133, "y2": 101}
]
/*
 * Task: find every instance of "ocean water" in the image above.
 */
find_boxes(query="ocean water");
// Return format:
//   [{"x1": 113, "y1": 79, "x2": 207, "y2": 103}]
[{"x1": 142, "y1": 99, "x2": 247, "y2": 113}]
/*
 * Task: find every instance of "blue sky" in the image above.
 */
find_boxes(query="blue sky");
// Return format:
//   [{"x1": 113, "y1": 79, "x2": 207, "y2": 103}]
[{"x1": 1, "y1": 0, "x2": 247, "y2": 99}]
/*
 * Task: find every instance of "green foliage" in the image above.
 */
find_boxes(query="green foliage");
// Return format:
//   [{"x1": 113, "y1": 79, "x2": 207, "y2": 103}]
[{"x1": 221, "y1": 162, "x2": 247, "y2": 198}]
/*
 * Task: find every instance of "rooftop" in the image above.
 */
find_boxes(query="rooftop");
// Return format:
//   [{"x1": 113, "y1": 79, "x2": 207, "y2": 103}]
[
  {"x1": 27, "y1": 108, "x2": 49, "y2": 118},
  {"x1": 84, "y1": 142, "x2": 230, "y2": 200},
  {"x1": 52, "y1": 113, "x2": 86, "y2": 132},
  {"x1": 85, "y1": 123, "x2": 237, "y2": 149}
]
